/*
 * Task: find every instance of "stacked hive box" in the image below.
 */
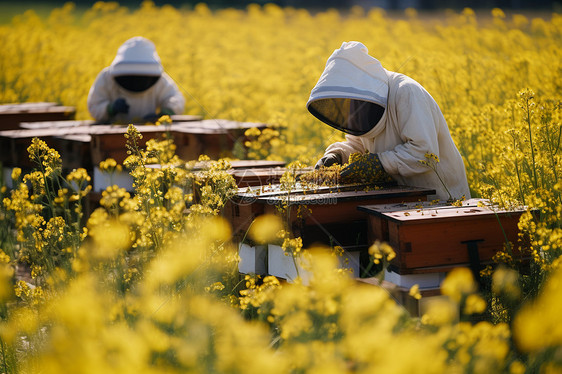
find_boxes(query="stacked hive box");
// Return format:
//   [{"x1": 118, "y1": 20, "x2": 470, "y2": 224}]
[
  {"x1": 357, "y1": 199, "x2": 527, "y2": 315},
  {"x1": 225, "y1": 183, "x2": 436, "y2": 281},
  {"x1": 0, "y1": 102, "x2": 75, "y2": 131}
]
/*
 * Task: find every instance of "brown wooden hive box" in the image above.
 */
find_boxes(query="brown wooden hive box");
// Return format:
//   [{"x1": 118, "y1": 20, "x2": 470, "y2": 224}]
[
  {"x1": 224, "y1": 183, "x2": 436, "y2": 246},
  {"x1": 358, "y1": 199, "x2": 527, "y2": 274},
  {"x1": 0, "y1": 102, "x2": 76, "y2": 131},
  {"x1": 0, "y1": 117, "x2": 266, "y2": 169},
  {"x1": 356, "y1": 277, "x2": 442, "y2": 317},
  {"x1": 146, "y1": 159, "x2": 285, "y2": 173},
  {"x1": 230, "y1": 165, "x2": 305, "y2": 188}
]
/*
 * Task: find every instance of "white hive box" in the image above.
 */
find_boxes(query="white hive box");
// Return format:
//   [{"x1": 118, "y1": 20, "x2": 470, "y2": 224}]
[
  {"x1": 268, "y1": 244, "x2": 361, "y2": 283},
  {"x1": 238, "y1": 243, "x2": 267, "y2": 275},
  {"x1": 384, "y1": 268, "x2": 446, "y2": 289},
  {"x1": 93, "y1": 166, "x2": 134, "y2": 192}
]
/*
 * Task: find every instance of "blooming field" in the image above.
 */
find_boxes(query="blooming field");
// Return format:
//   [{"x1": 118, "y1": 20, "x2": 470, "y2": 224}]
[{"x1": 1, "y1": 2, "x2": 562, "y2": 373}]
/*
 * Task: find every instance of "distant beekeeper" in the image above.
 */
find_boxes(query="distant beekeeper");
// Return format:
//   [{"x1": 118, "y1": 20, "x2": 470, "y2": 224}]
[
  {"x1": 87, "y1": 36, "x2": 185, "y2": 123},
  {"x1": 308, "y1": 41, "x2": 470, "y2": 201}
]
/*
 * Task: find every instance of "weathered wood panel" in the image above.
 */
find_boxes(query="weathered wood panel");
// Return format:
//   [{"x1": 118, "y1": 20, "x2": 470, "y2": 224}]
[
  {"x1": 359, "y1": 200, "x2": 526, "y2": 274},
  {"x1": 0, "y1": 103, "x2": 76, "y2": 130}
]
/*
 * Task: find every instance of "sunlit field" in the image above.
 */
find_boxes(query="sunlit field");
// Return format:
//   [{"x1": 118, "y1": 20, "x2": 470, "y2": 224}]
[{"x1": 0, "y1": 2, "x2": 561, "y2": 373}]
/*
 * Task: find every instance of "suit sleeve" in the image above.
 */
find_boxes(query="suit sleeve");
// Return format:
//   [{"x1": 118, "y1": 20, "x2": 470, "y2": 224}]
[
  {"x1": 324, "y1": 134, "x2": 365, "y2": 163},
  {"x1": 87, "y1": 70, "x2": 113, "y2": 122},
  {"x1": 377, "y1": 83, "x2": 441, "y2": 177},
  {"x1": 158, "y1": 74, "x2": 185, "y2": 115}
]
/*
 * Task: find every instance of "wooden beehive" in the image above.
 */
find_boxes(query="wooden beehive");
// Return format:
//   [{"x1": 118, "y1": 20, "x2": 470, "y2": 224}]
[
  {"x1": 52, "y1": 134, "x2": 93, "y2": 170},
  {"x1": 227, "y1": 160, "x2": 286, "y2": 169},
  {"x1": 356, "y1": 277, "x2": 442, "y2": 317},
  {"x1": 145, "y1": 159, "x2": 285, "y2": 173},
  {"x1": 225, "y1": 183, "x2": 435, "y2": 244},
  {"x1": 0, "y1": 130, "x2": 63, "y2": 168},
  {"x1": 0, "y1": 122, "x2": 178, "y2": 167},
  {"x1": 0, "y1": 121, "x2": 98, "y2": 168},
  {"x1": 88, "y1": 125, "x2": 178, "y2": 164},
  {"x1": 229, "y1": 165, "x2": 305, "y2": 188},
  {"x1": 358, "y1": 199, "x2": 526, "y2": 274},
  {"x1": 224, "y1": 180, "x2": 435, "y2": 280},
  {"x1": 18, "y1": 119, "x2": 96, "y2": 130},
  {"x1": 0, "y1": 102, "x2": 76, "y2": 130},
  {"x1": 0, "y1": 117, "x2": 263, "y2": 169},
  {"x1": 258, "y1": 185, "x2": 436, "y2": 227},
  {"x1": 175, "y1": 119, "x2": 271, "y2": 160}
]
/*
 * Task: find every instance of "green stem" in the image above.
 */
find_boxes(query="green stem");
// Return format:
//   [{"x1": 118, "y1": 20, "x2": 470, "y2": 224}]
[
  {"x1": 525, "y1": 98, "x2": 538, "y2": 190},
  {"x1": 361, "y1": 259, "x2": 374, "y2": 278},
  {"x1": 492, "y1": 207, "x2": 512, "y2": 255},
  {"x1": 291, "y1": 250, "x2": 300, "y2": 279},
  {"x1": 543, "y1": 113, "x2": 562, "y2": 212},
  {"x1": 429, "y1": 163, "x2": 453, "y2": 201},
  {"x1": 511, "y1": 135, "x2": 526, "y2": 206},
  {"x1": 34, "y1": 155, "x2": 56, "y2": 219},
  {"x1": 0, "y1": 337, "x2": 10, "y2": 374}
]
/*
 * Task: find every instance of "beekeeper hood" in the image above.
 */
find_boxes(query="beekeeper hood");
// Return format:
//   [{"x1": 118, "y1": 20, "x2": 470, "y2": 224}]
[
  {"x1": 109, "y1": 36, "x2": 163, "y2": 92},
  {"x1": 307, "y1": 42, "x2": 388, "y2": 136}
]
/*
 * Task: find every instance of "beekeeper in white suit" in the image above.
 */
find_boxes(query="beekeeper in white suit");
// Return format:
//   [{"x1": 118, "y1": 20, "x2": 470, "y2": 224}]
[
  {"x1": 88, "y1": 36, "x2": 185, "y2": 123},
  {"x1": 308, "y1": 41, "x2": 470, "y2": 201}
]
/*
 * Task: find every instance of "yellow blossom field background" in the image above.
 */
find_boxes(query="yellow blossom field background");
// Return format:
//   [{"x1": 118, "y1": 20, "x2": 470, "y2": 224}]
[{"x1": 0, "y1": 2, "x2": 562, "y2": 373}]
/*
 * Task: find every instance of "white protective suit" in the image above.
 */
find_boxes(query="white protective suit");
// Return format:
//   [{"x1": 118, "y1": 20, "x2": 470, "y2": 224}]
[
  {"x1": 307, "y1": 42, "x2": 470, "y2": 201},
  {"x1": 87, "y1": 37, "x2": 185, "y2": 123}
]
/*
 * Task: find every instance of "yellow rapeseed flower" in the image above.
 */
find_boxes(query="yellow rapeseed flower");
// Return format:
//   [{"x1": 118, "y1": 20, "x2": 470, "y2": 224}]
[
  {"x1": 248, "y1": 214, "x2": 284, "y2": 244},
  {"x1": 409, "y1": 284, "x2": 422, "y2": 300},
  {"x1": 441, "y1": 267, "x2": 477, "y2": 303}
]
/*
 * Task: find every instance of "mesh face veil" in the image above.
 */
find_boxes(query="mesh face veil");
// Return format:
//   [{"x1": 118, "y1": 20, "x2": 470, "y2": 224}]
[
  {"x1": 109, "y1": 37, "x2": 163, "y2": 91},
  {"x1": 114, "y1": 75, "x2": 161, "y2": 92},
  {"x1": 307, "y1": 42, "x2": 389, "y2": 136},
  {"x1": 308, "y1": 98, "x2": 385, "y2": 136}
]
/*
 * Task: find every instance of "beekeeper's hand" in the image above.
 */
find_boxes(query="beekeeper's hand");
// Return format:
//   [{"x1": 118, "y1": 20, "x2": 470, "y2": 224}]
[
  {"x1": 143, "y1": 113, "x2": 160, "y2": 123},
  {"x1": 108, "y1": 98, "x2": 129, "y2": 116},
  {"x1": 314, "y1": 153, "x2": 342, "y2": 169},
  {"x1": 340, "y1": 152, "x2": 394, "y2": 185},
  {"x1": 159, "y1": 108, "x2": 175, "y2": 116}
]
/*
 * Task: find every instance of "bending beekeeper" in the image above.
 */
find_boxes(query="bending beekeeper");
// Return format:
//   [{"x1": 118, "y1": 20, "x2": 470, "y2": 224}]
[
  {"x1": 87, "y1": 36, "x2": 185, "y2": 123},
  {"x1": 308, "y1": 41, "x2": 470, "y2": 201}
]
